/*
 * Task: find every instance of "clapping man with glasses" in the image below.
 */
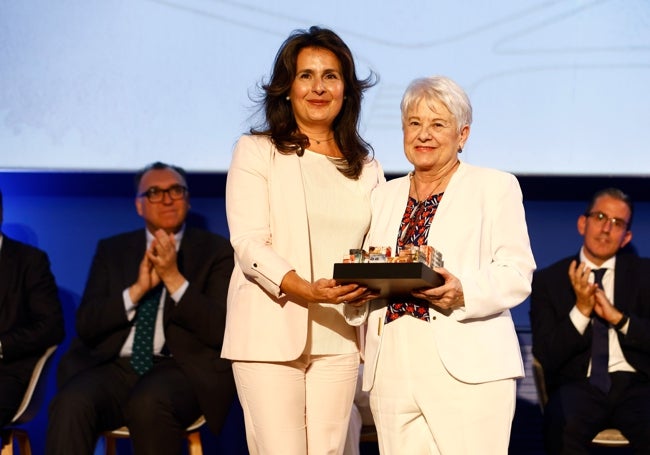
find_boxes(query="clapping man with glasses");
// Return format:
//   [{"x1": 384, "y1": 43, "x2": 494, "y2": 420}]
[
  {"x1": 47, "y1": 162, "x2": 236, "y2": 455},
  {"x1": 531, "y1": 187, "x2": 650, "y2": 453}
]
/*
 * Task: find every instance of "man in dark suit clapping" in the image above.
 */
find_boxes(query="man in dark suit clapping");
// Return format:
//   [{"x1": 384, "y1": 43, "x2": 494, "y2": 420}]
[
  {"x1": 46, "y1": 162, "x2": 235, "y2": 455},
  {"x1": 531, "y1": 187, "x2": 650, "y2": 454}
]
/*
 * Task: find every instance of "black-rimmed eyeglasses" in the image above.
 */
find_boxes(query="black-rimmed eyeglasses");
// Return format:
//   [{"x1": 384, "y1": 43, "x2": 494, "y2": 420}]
[
  {"x1": 138, "y1": 185, "x2": 187, "y2": 203},
  {"x1": 585, "y1": 211, "x2": 628, "y2": 230}
]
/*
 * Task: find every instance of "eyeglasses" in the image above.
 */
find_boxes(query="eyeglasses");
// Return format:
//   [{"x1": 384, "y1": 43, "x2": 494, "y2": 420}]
[
  {"x1": 138, "y1": 184, "x2": 187, "y2": 203},
  {"x1": 585, "y1": 211, "x2": 628, "y2": 230}
]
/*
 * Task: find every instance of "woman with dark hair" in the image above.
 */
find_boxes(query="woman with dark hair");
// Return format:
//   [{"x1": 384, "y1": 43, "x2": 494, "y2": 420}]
[
  {"x1": 222, "y1": 26, "x2": 384, "y2": 454},
  {"x1": 251, "y1": 25, "x2": 376, "y2": 178}
]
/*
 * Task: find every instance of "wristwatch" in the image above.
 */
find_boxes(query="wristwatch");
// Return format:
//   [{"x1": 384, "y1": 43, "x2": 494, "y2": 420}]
[{"x1": 613, "y1": 314, "x2": 629, "y2": 331}]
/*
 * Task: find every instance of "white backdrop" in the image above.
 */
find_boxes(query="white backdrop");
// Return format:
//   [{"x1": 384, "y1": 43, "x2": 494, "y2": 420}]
[{"x1": 1, "y1": 0, "x2": 649, "y2": 175}]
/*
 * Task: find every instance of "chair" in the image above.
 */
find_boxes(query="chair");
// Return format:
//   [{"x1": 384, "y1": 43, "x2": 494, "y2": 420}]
[
  {"x1": 103, "y1": 414, "x2": 206, "y2": 455},
  {"x1": 0, "y1": 345, "x2": 58, "y2": 455},
  {"x1": 531, "y1": 356, "x2": 630, "y2": 447}
]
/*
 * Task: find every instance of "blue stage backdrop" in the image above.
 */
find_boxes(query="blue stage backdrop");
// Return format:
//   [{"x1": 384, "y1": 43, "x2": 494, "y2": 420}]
[{"x1": 1, "y1": 170, "x2": 649, "y2": 454}]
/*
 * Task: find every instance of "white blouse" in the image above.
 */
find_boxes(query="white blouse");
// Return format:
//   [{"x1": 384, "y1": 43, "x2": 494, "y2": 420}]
[{"x1": 299, "y1": 149, "x2": 372, "y2": 354}]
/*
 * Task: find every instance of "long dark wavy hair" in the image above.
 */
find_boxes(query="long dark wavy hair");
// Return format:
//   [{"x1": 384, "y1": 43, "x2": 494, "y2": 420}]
[{"x1": 250, "y1": 26, "x2": 377, "y2": 179}]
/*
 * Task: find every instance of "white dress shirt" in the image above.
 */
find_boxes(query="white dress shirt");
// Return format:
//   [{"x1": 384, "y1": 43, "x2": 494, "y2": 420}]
[
  {"x1": 119, "y1": 228, "x2": 188, "y2": 357},
  {"x1": 569, "y1": 247, "x2": 635, "y2": 374}
]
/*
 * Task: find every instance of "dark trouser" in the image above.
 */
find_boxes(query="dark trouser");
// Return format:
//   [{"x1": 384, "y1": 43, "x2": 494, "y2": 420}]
[
  {"x1": 0, "y1": 372, "x2": 29, "y2": 427},
  {"x1": 46, "y1": 357, "x2": 201, "y2": 455},
  {"x1": 544, "y1": 372, "x2": 650, "y2": 454}
]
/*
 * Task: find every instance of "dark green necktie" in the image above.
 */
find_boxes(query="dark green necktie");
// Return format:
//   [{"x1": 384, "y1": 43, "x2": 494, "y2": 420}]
[{"x1": 130, "y1": 286, "x2": 163, "y2": 375}]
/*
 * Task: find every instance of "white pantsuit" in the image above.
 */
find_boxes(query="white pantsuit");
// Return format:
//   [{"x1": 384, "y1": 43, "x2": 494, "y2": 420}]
[
  {"x1": 347, "y1": 162, "x2": 536, "y2": 454},
  {"x1": 223, "y1": 134, "x2": 384, "y2": 455}
]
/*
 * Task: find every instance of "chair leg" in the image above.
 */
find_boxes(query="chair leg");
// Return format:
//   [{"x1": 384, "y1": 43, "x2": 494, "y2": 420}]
[
  {"x1": 187, "y1": 431, "x2": 203, "y2": 455},
  {"x1": 104, "y1": 435, "x2": 117, "y2": 455},
  {"x1": 0, "y1": 429, "x2": 31, "y2": 455},
  {"x1": 0, "y1": 429, "x2": 14, "y2": 455},
  {"x1": 102, "y1": 428, "x2": 202, "y2": 455},
  {"x1": 15, "y1": 430, "x2": 32, "y2": 455}
]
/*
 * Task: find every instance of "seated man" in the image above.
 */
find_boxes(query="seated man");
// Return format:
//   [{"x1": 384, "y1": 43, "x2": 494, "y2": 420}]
[
  {"x1": 531, "y1": 187, "x2": 650, "y2": 454},
  {"x1": 46, "y1": 162, "x2": 236, "y2": 455},
  {"x1": 0, "y1": 188, "x2": 65, "y2": 427}
]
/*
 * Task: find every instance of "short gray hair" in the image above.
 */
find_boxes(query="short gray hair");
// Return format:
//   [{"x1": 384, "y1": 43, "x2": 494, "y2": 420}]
[{"x1": 400, "y1": 76, "x2": 472, "y2": 133}]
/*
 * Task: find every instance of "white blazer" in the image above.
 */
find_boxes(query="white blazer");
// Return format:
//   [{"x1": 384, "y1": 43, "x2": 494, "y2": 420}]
[
  {"x1": 222, "y1": 134, "x2": 384, "y2": 361},
  {"x1": 349, "y1": 162, "x2": 536, "y2": 390}
]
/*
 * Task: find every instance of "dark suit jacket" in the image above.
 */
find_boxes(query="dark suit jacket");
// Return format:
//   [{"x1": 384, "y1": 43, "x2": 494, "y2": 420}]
[
  {"x1": 530, "y1": 252, "x2": 650, "y2": 393},
  {"x1": 57, "y1": 227, "x2": 235, "y2": 434},
  {"x1": 0, "y1": 235, "x2": 64, "y2": 380}
]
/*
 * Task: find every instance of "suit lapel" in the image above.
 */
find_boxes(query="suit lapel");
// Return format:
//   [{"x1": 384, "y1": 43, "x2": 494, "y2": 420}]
[
  {"x1": 162, "y1": 228, "x2": 194, "y2": 323},
  {"x1": 561, "y1": 254, "x2": 582, "y2": 307},
  {"x1": 614, "y1": 254, "x2": 634, "y2": 313},
  {"x1": 125, "y1": 231, "x2": 146, "y2": 286}
]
